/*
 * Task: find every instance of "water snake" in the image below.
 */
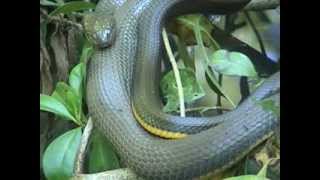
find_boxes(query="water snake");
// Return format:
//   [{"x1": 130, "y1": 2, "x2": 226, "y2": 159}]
[{"x1": 85, "y1": 0, "x2": 280, "y2": 179}]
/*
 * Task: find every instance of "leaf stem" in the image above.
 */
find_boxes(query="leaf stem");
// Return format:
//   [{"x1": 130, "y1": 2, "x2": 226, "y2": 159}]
[{"x1": 162, "y1": 28, "x2": 186, "y2": 117}]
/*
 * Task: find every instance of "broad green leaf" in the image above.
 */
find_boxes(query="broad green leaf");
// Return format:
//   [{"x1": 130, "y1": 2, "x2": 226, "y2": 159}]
[
  {"x1": 257, "y1": 99, "x2": 280, "y2": 118},
  {"x1": 40, "y1": 94, "x2": 76, "y2": 122},
  {"x1": 210, "y1": 50, "x2": 258, "y2": 77},
  {"x1": 160, "y1": 69, "x2": 205, "y2": 112},
  {"x1": 49, "y1": 1, "x2": 96, "y2": 16},
  {"x1": 69, "y1": 63, "x2": 86, "y2": 98},
  {"x1": 52, "y1": 82, "x2": 82, "y2": 125},
  {"x1": 43, "y1": 127, "x2": 82, "y2": 180},
  {"x1": 224, "y1": 175, "x2": 269, "y2": 180},
  {"x1": 88, "y1": 130, "x2": 120, "y2": 173}
]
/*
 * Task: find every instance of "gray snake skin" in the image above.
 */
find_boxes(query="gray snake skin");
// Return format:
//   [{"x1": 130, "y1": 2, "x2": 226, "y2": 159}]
[{"x1": 85, "y1": 0, "x2": 280, "y2": 179}]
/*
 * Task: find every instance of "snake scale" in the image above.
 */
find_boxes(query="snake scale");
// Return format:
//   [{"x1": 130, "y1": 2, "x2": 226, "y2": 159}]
[{"x1": 85, "y1": 0, "x2": 280, "y2": 179}]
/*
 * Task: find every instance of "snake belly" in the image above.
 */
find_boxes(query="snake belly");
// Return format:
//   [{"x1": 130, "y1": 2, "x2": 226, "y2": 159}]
[{"x1": 86, "y1": 0, "x2": 280, "y2": 179}]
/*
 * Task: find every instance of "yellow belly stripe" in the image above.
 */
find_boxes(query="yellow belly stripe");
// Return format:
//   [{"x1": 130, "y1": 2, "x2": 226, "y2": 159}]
[{"x1": 132, "y1": 104, "x2": 187, "y2": 139}]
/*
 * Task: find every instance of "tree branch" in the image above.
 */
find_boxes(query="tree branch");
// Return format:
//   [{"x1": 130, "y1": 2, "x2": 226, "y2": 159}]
[{"x1": 74, "y1": 117, "x2": 93, "y2": 174}]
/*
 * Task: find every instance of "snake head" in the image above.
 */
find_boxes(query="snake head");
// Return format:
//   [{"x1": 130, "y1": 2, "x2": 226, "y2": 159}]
[{"x1": 83, "y1": 12, "x2": 116, "y2": 48}]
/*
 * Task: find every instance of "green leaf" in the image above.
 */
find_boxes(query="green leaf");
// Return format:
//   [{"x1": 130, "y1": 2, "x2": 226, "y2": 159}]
[
  {"x1": 43, "y1": 127, "x2": 82, "y2": 180},
  {"x1": 49, "y1": 1, "x2": 96, "y2": 16},
  {"x1": 52, "y1": 82, "x2": 82, "y2": 125},
  {"x1": 177, "y1": 14, "x2": 213, "y2": 33},
  {"x1": 194, "y1": 46, "x2": 236, "y2": 108},
  {"x1": 160, "y1": 69, "x2": 205, "y2": 112},
  {"x1": 223, "y1": 175, "x2": 269, "y2": 180},
  {"x1": 192, "y1": 18, "x2": 237, "y2": 108},
  {"x1": 80, "y1": 39, "x2": 94, "y2": 64},
  {"x1": 193, "y1": 46, "x2": 218, "y2": 99},
  {"x1": 88, "y1": 130, "x2": 120, "y2": 173},
  {"x1": 210, "y1": 49, "x2": 258, "y2": 77},
  {"x1": 40, "y1": 0, "x2": 58, "y2": 6},
  {"x1": 176, "y1": 14, "x2": 220, "y2": 49},
  {"x1": 69, "y1": 63, "x2": 86, "y2": 98},
  {"x1": 175, "y1": 15, "x2": 237, "y2": 108},
  {"x1": 40, "y1": 94, "x2": 76, "y2": 122}
]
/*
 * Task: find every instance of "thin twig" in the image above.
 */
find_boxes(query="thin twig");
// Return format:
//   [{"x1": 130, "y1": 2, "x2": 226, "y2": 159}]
[
  {"x1": 74, "y1": 117, "x2": 93, "y2": 174},
  {"x1": 162, "y1": 28, "x2": 186, "y2": 117}
]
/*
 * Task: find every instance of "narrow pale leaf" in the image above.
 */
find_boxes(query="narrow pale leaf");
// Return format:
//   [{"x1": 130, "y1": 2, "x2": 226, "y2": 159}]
[{"x1": 69, "y1": 63, "x2": 86, "y2": 98}]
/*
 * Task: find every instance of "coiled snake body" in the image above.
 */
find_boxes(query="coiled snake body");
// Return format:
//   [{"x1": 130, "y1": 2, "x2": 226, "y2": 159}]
[{"x1": 85, "y1": 0, "x2": 280, "y2": 179}]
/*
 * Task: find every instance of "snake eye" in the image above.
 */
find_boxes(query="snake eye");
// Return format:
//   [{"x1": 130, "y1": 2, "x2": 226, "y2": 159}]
[{"x1": 83, "y1": 13, "x2": 116, "y2": 49}]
